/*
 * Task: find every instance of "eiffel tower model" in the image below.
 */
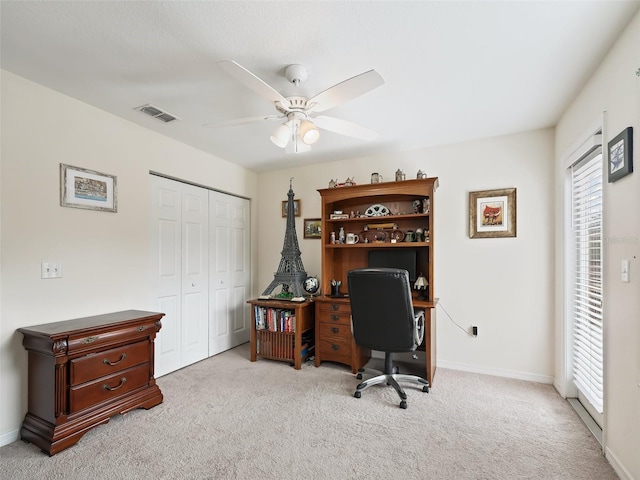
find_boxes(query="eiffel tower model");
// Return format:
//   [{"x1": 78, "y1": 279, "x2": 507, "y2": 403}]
[{"x1": 261, "y1": 179, "x2": 308, "y2": 299}]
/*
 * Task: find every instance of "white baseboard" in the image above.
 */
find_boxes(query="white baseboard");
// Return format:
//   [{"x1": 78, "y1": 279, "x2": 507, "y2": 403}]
[
  {"x1": 370, "y1": 351, "x2": 555, "y2": 384},
  {"x1": 0, "y1": 428, "x2": 20, "y2": 448},
  {"x1": 436, "y1": 359, "x2": 555, "y2": 384},
  {"x1": 605, "y1": 446, "x2": 634, "y2": 480}
]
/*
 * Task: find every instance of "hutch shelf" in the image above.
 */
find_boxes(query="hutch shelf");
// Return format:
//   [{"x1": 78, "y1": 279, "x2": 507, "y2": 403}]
[{"x1": 314, "y1": 178, "x2": 438, "y2": 383}]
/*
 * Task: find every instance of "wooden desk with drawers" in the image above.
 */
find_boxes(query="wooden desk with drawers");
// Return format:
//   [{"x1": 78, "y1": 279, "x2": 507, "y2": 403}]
[{"x1": 314, "y1": 296, "x2": 436, "y2": 383}]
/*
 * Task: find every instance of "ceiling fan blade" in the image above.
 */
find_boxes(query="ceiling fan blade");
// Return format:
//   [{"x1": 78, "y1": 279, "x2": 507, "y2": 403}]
[
  {"x1": 218, "y1": 60, "x2": 291, "y2": 109},
  {"x1": 313, "y1": 115, "x2": 379, "y2": 141},
  {"x1": 307, "y1": 70, "x2": 384, "y2": 113},
  {"x1": 202, "y1": 115, "x2": 282, "y2": 128}
]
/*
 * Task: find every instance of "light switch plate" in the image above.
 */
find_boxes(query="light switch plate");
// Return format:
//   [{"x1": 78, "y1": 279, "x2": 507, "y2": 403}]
[{"x1": 41, "y1": 262, "x2": 62, "y2": 279}]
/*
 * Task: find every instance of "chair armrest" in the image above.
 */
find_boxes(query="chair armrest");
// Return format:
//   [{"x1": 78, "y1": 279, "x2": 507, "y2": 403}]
[{"x1": 413, "y1": 309, "x2": 425, "y2": 345}]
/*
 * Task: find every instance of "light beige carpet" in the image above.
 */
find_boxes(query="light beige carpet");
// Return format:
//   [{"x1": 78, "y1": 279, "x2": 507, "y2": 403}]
[{"x1": 0, "y1": 343, "x2": 617, "y2": 479}]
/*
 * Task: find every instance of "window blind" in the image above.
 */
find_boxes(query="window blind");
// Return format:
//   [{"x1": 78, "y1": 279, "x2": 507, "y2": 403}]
[{"x1": 570, "y1": 148, "x2": 604, "y2": 413}]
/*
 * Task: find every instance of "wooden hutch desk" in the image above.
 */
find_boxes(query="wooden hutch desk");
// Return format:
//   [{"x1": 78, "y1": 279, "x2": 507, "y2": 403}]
[{"x1": 314, "y1": 178, "x2": 438, "y2": 384}]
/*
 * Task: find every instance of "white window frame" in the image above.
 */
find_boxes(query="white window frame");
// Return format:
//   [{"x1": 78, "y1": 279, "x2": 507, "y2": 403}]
[
  {"x1": 569, "y1": 147, "x2": 604, "y2": 414},
  {"x1": 560, "y1": 122, "x2": 606, "y2": 446}
]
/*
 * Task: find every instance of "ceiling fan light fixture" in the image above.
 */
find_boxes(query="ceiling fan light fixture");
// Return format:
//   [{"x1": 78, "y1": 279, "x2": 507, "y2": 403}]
[
  {"x1": 270, "y1": 123, "x2": 291, "y2": 148},
  {"x1": 300, "y1": 119, "x2": 320, "y2": 145}
]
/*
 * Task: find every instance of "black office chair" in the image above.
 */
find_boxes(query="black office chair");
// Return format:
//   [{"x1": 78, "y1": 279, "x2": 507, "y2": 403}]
[{"x1": 347, "y1": 268, "x2": 430, "y2": 409}]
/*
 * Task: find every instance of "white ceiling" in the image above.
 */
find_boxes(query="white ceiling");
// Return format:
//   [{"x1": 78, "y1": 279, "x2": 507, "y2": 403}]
[{"x1": 2, "y1": 1, "x2": 638, "y2": 172}]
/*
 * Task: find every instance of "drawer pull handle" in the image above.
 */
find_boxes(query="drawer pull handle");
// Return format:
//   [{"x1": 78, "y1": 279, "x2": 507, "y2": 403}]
[
  {"x1": 331, "y1": 304, "x2": 339, "y2": 311},
  {"x1": 331, "y1": 327, "x2": 339, "y2": 333},
  {"x1": 137, "y1": 326, "x2": 147, "y2": 332},
  {"x1": 331, "y1": 315, "x2": 339, "y2": 321},
  {"x1": 103, "y1": 377, "x2": 127, "y2": 391},
  {"x1": 82, "y1": 336, "x2": 99, "y2": 344},
  {"x1": 103, "y1": 353, "x2": 127, "y2": 366},
  {"x1": 331, "y1": 344, "x2": 340, "y2": 350}
]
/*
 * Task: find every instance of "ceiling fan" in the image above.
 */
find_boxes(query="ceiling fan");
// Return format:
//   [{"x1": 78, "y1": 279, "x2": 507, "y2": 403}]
[{"x1": 205, "y1": 60, "x2": 384, "y2": 153}]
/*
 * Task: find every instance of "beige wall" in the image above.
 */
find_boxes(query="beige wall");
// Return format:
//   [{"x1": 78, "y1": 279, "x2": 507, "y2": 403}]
[
  {"x1": 554, "y1": 11, "x2": 640, "y2": 479},
  {"x1": 0, "y1": 71, "x2": 259, "y2": 444},
  {"x1": 257, "y1": 127, "x2": 555, "y2": 382}
]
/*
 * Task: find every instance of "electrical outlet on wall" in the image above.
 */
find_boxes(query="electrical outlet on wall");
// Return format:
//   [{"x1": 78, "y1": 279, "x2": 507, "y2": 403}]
[{"x1": 621, "y1": 259, "x2": 630, "y2": 282}]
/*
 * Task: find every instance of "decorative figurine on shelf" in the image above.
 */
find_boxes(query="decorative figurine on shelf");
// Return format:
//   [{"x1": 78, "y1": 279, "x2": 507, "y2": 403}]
[
  {"x1": 423, "y1": 198, "x2": 430, "y2": 214},
  {"x1": 395, "y1": 169, "x2": 406, "y2": 181},
  {"x1": 415, "y1": 227, "x2": 424, "y2": 242},
  {"x1": 338, "y1": 226, "x2": 346, "y2": 244},
  {"x1": 416, "y1": 169, "x2": 428, "y2": 179},
  {"x1": 344, "y1": 177, "x2": 355, "y2": 186},
  {"x1": 371, "y1": 172, "x2": 382, "y2": 184},
  {"x1": 328, "y1": 178, "x2": 337, "y2": 188},
  {"x1": 330, "y1": 231, "x2": 336, "y2": 244},
  {"x1": 413, "y1": 199, "x2": 422, "y2": 214}
]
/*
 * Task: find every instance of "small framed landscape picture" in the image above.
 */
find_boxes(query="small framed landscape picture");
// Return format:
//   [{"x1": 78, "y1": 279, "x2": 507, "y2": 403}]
[
  {"x1": 608, "y1": 127, "x2": 633, "y2": 183},
  {"x1": 60, "y1": 164, "x2": 117, "y2": 212},
  {"x1": 282, "y1": 199, "x2": 301, "y2": 217},
  {"x1": 303, "y1": 218, "x2": 322, "y2": 239},
  {"x1": 469, "y1": 188, "x2": 516, "y2": 239}
]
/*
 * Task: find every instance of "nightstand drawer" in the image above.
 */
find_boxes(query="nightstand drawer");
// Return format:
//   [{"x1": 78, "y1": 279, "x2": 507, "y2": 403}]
[
  {"x1": 69, "y1": 363, "x2": 150, "y2": 413},
  {"x1": 66, "y1": 319, "x2": 158, "y2": 355},
  {"x1": 70, "y1": 340, "x2": 149, "y2": 386}
]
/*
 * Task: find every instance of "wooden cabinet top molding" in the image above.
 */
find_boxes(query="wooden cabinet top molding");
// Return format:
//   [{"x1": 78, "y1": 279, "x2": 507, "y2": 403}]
[
  {"x1": 318, "y1": 177, "x2": 438, "y2": 201},
  {"x1": 19, "y1": 310, "x2": 164, "y2": 336},
  {"x1": 19, "y1": 310, "x2": 164, "y2": 356}
]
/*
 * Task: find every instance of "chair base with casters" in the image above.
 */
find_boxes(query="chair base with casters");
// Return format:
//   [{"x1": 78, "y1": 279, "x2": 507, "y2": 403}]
[{"x1": 353, "y1": 351, "x2": 430, "y2": 409}]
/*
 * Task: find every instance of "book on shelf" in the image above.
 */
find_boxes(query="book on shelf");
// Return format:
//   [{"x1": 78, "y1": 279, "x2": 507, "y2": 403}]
[{"x1": 254, "y1": 306, "x2": 296, "y2": 333}]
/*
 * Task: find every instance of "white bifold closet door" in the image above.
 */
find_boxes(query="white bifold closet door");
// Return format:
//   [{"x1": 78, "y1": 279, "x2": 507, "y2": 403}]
[
  {"x1": 209, "y1": 191, "x2": 251, "y2": 355},
  {"x1": 150, "y1": 175, "x2": 251, "y2": 377},
  {"x1": 151, "y1": 176, "x2": 210, "y2": 377}
]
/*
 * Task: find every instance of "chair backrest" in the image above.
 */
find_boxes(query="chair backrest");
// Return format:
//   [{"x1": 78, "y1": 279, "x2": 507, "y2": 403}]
[{"x1": 347, "y1": 268, "x2": 418, "y2": 352}]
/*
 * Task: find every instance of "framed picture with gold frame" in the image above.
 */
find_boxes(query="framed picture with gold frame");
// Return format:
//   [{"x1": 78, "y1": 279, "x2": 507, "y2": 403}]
[
  {"x1": 469, "y1": 188, "x2": 516, "y2": 238},
  {"x1": 282, "y1": 199, "x2": 301, "y2": 217},
  {"x1": 303, "y1": 218, "x2": 322, "y2": 239}
]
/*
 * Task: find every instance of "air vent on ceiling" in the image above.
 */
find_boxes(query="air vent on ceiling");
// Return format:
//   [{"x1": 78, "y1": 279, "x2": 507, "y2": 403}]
[{"x1": 134, "y1": 104, "x2": 180, "y2": 123}]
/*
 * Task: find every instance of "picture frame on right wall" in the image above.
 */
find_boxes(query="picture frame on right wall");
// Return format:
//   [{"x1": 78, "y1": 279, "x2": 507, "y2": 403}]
[
  {"x1": 608, "y1": 126, "x2": 633, "y2": 183},
  {"x1": 469, "y1": 187, "x2": 517, "y2": 239}
]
